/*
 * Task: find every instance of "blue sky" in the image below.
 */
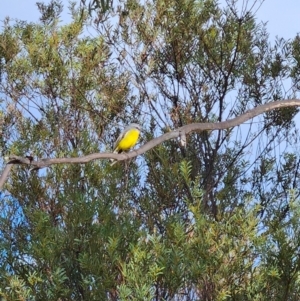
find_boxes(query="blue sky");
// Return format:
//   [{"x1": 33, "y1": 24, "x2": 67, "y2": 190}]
[
  {"x1": 0, "y1": 0, "x2": 300, "y2": 40},
  {"x1": 254, "y1": 0, "x2": 300, "y2": 40}
]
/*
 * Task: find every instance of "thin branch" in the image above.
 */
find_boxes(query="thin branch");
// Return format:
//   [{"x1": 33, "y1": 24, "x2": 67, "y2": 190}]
[
  {"x1": 0, "y1": 164, "x2": 13, "y2": 188},
  {"x1": 1, "y1": 99, "x2": 300, "y2": 189}
]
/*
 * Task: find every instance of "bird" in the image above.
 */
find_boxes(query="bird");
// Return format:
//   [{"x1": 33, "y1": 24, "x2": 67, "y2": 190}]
[{"x1": 110, "y1": 123, "x2": 142, "y2": 165}]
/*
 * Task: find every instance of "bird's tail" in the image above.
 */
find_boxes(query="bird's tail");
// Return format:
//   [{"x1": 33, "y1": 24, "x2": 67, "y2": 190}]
[{"x1": 110, "y1": 150, "x2": 119, "y2": 166}]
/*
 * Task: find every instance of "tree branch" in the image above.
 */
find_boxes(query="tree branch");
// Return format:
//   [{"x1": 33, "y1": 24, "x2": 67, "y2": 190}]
[
  {"x1": 1, "y1": 99, "x2": 300, "y2": 189},
  {"x1": 0, "y1": 164, "x2": 13, "y2": 189}
]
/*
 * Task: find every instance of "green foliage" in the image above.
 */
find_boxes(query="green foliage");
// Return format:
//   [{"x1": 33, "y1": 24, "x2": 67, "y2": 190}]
[
  {"x1": 0, "y1": 0, "x2": 300, "y2": 300},
  {"x1": 80, "y1": 0, "x2": 112, "y2": 16}
]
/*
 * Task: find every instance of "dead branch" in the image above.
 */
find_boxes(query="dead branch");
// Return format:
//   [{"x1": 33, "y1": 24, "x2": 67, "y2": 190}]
[
  {"x1": 0, "y1": 164, "x2": 13, "y2": 189},
  {"x1": 1, "y1": 99, "x2": 300, "y2": 189}
]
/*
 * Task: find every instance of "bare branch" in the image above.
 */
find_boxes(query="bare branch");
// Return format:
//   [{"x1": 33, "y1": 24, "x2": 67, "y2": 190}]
[
  {"x1": 1, "y1": 99, "x2": 300, "y2": 189},
  {"x1": 0, "y1": 164, "x2": 13, "y2": 189}
]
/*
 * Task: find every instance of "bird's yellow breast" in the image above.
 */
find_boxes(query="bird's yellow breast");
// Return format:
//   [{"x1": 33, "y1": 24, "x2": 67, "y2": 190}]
[{"x1": 117, "y1": 128, "x2": 140, "y2": 152}]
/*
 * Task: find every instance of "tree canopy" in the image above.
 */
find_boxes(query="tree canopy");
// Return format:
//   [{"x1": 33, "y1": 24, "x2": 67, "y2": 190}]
[{"x1": 1, "y1": 0, "x2": 300, "y2": 300}]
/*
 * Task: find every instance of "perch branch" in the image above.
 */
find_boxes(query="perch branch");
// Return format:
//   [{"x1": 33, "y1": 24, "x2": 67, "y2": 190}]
[{"x1": 1, "y1": 99, "x2": 300, "y2": 189}]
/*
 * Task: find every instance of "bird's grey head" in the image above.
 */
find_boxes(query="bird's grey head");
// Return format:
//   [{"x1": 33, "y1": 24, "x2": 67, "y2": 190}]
[{"x1": 128, "y1": 123, "x2": 142, "y2": 131}]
